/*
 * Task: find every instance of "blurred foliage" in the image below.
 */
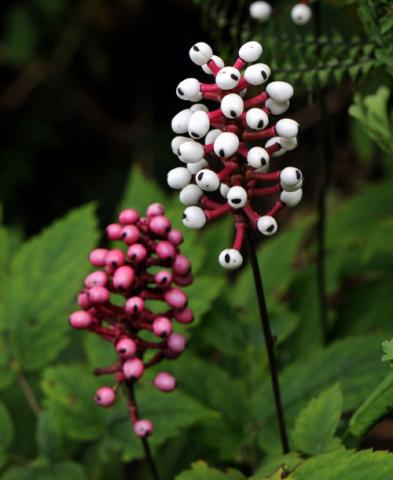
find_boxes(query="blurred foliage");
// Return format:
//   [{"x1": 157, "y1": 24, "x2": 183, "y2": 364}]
[{"x1": 0, "y1": 0, "x2": 392, "y2": 479}]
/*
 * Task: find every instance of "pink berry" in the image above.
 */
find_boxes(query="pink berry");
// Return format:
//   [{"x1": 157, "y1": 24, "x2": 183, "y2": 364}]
[
  {"x1": 167, "y1": 229, "x2": 183, "y2": 246},
  {"x1": 173, "y1": 308, "x2": 194, "y2": 324},
  {"x1": 78, "y1": 292, "x2": 91, "y2": 309},
  {"x1": 167, "y1": 333, "x2": 187, "y2": 353},
  {"x1": 154, "y1": 372, "x2": 176, "y2": 392},
  {"x1": 113, "y1": 265, "x2": 135, "y2": 290},
  {"x1": 123, "y1": 358, "x2": 144, "y2": 379},
  {"x1": 106, "y1": 223, "x2": 123, "y2": 241},
  {"x1": 119, "y1": 209, "x2": 139, "y2": 225},
  {"x1": 153, "y1": 316, "x2": 173, "y2": 338},
  {"x1": 125, "y1": 296, "x2": 145, "y2": 315},
  {"x1": 116, "y1": 337, "x2": 137, "y2": 358},
  {"x1": 106, "y1": 249, "x2": 126, "y2": 268},
  {"x1": 174, "y1": 274, "x2": 193, "y2": 286},
  {"x1": 88, "y1": 286, "x2": 110, "y2": 304},
  {"x1": 147, "y1": 203, "x2": 165, "y2": 218},
  {"x1": 155, "y1": 270, "x2": 173, "y2": 286},
  {"x1": 172, "y1": 255, "x2": 191, "y2": 275},
  {"x1": 164, "y1": 288, "x2": 188, "y2": 310},
  {"x1": 84, "y1": 271, "x2": 108, "y2": 288},
  {"x1": 156, "y1": 241, "x2": 176, "y2": 261},
  {"x1": 149, "y1": 215, "x2": 171, "y2": 236},
  {"x1": 121, "y1": 225, "x2": 140, "y2": 245},
  {"x1": 69, "y1": 310, "x2": 93, "y2": 329},
  {"x1": 127, "y1": 243, "x2": 147, "y2": 263},
  {"x1": 89, "y1": 248, "x2": 108, "y2": 267},
  {"x1": 134, "y1": 419, "x2": 153, "y2": 437},
  {"x1": 95, "y1": 387, "x2": 116, "y2": 407}
]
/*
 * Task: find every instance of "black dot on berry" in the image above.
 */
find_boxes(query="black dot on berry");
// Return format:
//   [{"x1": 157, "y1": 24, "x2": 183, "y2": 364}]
[
  {"x1": 177, "y1": 148, "x2": 181, "y2": 156},
  {"x1": 261, "y1": 70, "x2": 267, "y2": 80},
  {"x1": 224, "y1": 253, "x2": 230, "y2": 263},
  {"x1": 111, "y1": 261, "x2": 117, "y2": 267},
  {"x1": 96, "y1": 395, "x2": 101, "y2": 401},
  {"x1": 197, "y1": 172, "x2": 204, "y2": 181},
  {"x1": 257, "y1": 120, "x2": 264, "y2": 129},
  {"x1": 219, "y1": 149, "x2": 225, "y2": 157},
  {"x1": 133, "y1": 305, "x2": 138, "y2": 313},
  {"x1": 190, "y1": 131, "x2": 198, "y2": 138},
  {"x1": 193, "y1": 45, "x2": 199, "y2": 51},
  {"x1": 182, "y1": 213, "x2": 187, "y2": 219},
  {"x1": 232, "y1": 198, "x2": 241, "y2": 204},
  {"x1": 230, "y1": 110, "x2": 237, "y2": 118},
  {"x1": 296, "y1": 170, "x2": 301, "y2": 180},
  {"x1": 118, "y1": 348, "x2": 126, "y2": 354},
  {"x1": 177, "y1": 88, "x2": 184, "y2": 96},
  {"x1": 261, "y1": 158, "x2": 266, "y2": 165},
  {"x1": 267, "y1": 224, "x2": 275, "y2": 232},
  {"x1": 121, "y1": 232, "x2": 127, "y2": 238},
  {"x1": 231, "y1": 74, "x2": 239, "y2": 81}
]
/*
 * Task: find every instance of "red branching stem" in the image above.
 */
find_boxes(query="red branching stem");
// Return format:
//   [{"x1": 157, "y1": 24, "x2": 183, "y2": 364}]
[
  {"x1": 144, "y1": 352, "x2": 165, "y2": 368},
  {"x1": 243, "y1": 126, "x2": 276, "y2": 142},
  {"x1": 266, "y1": 201, "x2": 285, "y2": 217},
  {"x1": 233, "y1": 221, "x2": 247, "y2": 250},
  {"x1": 246, "y1": 170, "x2": 281, "y2": 182},
  {"x1": 94, "y1": 364, "x2": 120, "y2": 376},
  {"x1": 266, "y1": 142, "x2": 281, "y2": 155},
  {"x1": 243, "y1": 203, "x2": 259, "y2": 228},
  {"x1": 244, "y1": 92, "x2": 268, "y2": 109},
  {"x1": 200, "y1": 196, "x2": 223, "y2": 210},
  {"x1": 207, "y1": 58, "x2": 221, "y2": 76},
  {"x1": 200, "y1": 83, "x2": 220, "y2": 93},
  {"x1": 233, "y1": 58, "x2": 246, "y2": 70},
  {"x1": 205, "y1": 203, "x2": 233, "y2": 220},
  {"x1": 204, "y1": 143, "x2": 214, "y2": 155},
  {"x1": 218, "y1": 161, "x2": 238, "y2": 180},
  {"x1": 249, "y1": 184, "x2": 281, "y2": 197}
]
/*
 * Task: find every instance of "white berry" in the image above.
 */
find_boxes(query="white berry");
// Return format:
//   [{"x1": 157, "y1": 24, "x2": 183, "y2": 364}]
[
  {"x1": 239, "y1": 41, "x2": 263, "y2": 62},
  {"x1": 220, "y1": 183, "x2": 229, "y2": 198},
  {"x1": 247, "y1": 147, "x2": 270, "y2": 170},
  {"x1": 221, "y1": 93, "x2": 244, "y2": 119},
  {"x1": 266, "y1": 98, "x2": 290, "y2": 115},
  {"x1": 171, "y1": 136, "x2": 189, "y2": 156},
  {"x1": 216, "y1": 67, "x2": 241, "y2": 90},
  {"x1": 280, "y1": 189, "x2": 303, "y2": 207},
  {"x1": 246, "y1": 108, "x2": 269, "y2": 130},
  {"x1": 227, "y1": 186, "x2": 247, "y2": 209},
  {"x1": 167, "y1": 167, "x2": 192, "y2": 190},
  {"x1": 276, "y1": 118, "x2": 299, "y2": 138},
  {"x1": 218, "y1": 249, "x2": 243, "y2": 270},
  {"x1": 205, "y1": 129, "x2": 222, "y2": 145},
  {"x1": 171, "y1": 109, "x2": 192, "y2": 134},
  {"x1": 280, "y1": 167, "x2": 303, "y2": 191},
  {"x1": 257, "y1": 215, "x2": 278, "y2": 235},
  {"x1": 244, "y1": 63, "x2": 271, "y2": 85},
  {"x1": 176, "y1": 78, "x2": 201, "y2": 100},
  {"x1": 188, "y1": 111, "x2": 210, "y2": 139},
  {"x1": 265, "y1": 137, "x2": 287, "y2": 157},
  {"x1": 182, "y1": 206, "x2": 207, "y2": 229},
  {"x1": 280, "y1": 137, "x2": 298, "y2": 151},
  {"x1": 249, "y1": 1, "x2": 272, "y2": 22},
  {"x1": 291, "y1": 4, "x2": 312, "y2": 25},
  {"x1": 214, "y1": 132, "x2": 240, "y2": 158},
  {"x1": 179, "y1": 184, "x2": 203, "y2": 206},
  {"x1": 178, "y1": 141, "x2": 204, "y2": 163},
  {"x1": 187, "y1": 158, "x2": 208, "y2": 175},
  {"x1": 190, "y1": 103, "x2": 209, "y2": 113},
  {"x1": 195, "y1": 169, "x2": 220, "y2": 192},
  {"x1": 266, "y1": 81, "x2": 294, "y2": 103},
  {"x1": 189, "y1": 42, "x2": 213, "y2": 66}
]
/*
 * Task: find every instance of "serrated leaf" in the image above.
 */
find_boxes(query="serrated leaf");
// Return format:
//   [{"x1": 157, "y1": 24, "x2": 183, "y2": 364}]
[
  {"x1": 0, "y1": 400, "x2": 14, "y2": 451},
  {"x1": 350, "y1": 370, "x2": 393, "y2": 437},
  {"x1": 254, "y1": 336, "x2": 386, "y2": 454},
  {"x1": 0, "y1": 461, "x2": 86, "y2": 480},
  {"x1": 6, "y1": 205, "x2": 99, "y2": 371},
  {"x1": 291, "y1": 384, "x2": 343, "y2": 455},
  {"x1": 251, "y1": 453, "x2": 302, "y2": 479}
]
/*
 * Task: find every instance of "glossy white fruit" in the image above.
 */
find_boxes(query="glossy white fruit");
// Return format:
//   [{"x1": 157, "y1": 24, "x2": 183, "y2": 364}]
[{"x1": 218, "y1": 249, "x2": 243, "y2": 270}]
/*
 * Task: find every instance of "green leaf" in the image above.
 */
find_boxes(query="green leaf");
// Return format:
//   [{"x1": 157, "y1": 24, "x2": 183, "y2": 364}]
[
  {"x1": 3, "y1": 7, "x2": 37, "y2": 65},
  {"x1": 382, "y1": 338, "x2": 393, "y2": 363},
  {"x1": 350, "y1": 370, "x2": 393, "y2": 437},
  {"x1": 97, "y1": 384, "x2": 214, "y2": 463},
  {"x1": 84, "y1": 334, "x2": 116, "y2": 369},
  {"x1": 176, "y1": 461, "x2": 245, "y2": 480},
  {"x1": 291, "y1": 384, "x2": 343, "y2": 455},
  {"x1": 118, "y1": 164, "x2": 168, "y2": 214},
  {"x1": 285, "y1": 449, "x2": 393, "y2": 480},
  {"x1": 36, "y1": 411, "x2": 68, "y2": 461},
  {"x1": 254, "y1": 336, "x2": 386, "y2": 454},
  {"x1": 186, "y1": 275, "x2": 225, "y2": 323},
  {"x1": 251, "y1": 453, "x2": 302, "y2": 479},
  {"x1": 41, "y1": 365, "x2": 109, "y2": 441},
  {"x1": 0, "y1": 461, "x2": 86, "y2": 480},
  {"x1": 6, "y1": 204, "x2": 99, "y2": 371},
  {"x1": 0, "y1": 400, "x2": 14, "y2": 451}
]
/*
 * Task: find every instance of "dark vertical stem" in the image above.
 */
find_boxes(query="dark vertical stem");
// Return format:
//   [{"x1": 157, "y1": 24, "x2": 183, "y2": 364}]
[
  {"x1": 246, "y1": 227, "x2": 290, "y2": 454},
  {"x1": 313, "y1": 1, "x2": 333, "y2": 339},
  {"x1": 126, "y1": 382, "x2": 160, "y2": 480}
]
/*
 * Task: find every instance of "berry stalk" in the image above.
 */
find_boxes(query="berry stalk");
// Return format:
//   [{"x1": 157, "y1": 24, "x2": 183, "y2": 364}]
[
  {"x1": 245, "y1": 227, "x2": 289, "y2": 454},
  {"x1": 126, "y1": 381, "x2": 161, "y2": 480}
]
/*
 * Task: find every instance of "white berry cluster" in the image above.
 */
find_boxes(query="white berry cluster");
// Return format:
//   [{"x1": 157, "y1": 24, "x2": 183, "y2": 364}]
[
  {"x1": 250, "y1": 1, "x2": 312, "y2": 26},
  {"x1": 168, "y1": 41, "x2": 303, "y2": 270}
]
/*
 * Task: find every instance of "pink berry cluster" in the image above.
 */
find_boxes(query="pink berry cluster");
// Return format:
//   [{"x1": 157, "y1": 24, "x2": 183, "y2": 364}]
[
  {"x1": 168, "y1": 41, "x2": 303, "y2": 270},
  {"x1": 69, "y1": 204, "x2": 193, "y2": 438},
  {"x1": 250, "y1": 1, "x2": 312, "y2": 25}
]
